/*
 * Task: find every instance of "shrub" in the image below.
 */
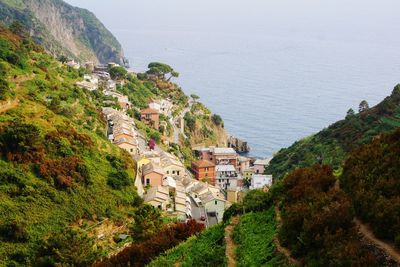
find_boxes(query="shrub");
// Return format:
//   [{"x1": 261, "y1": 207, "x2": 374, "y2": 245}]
[
  {"x1": 0, "y1": 122, "x2": 44, "y2": 163},
  {"x1": 95, "y1": 220, "x2": 204, "y2": 267},
  {"x1": 107, "y1": 171, "x2": 131, "y2": 190}
]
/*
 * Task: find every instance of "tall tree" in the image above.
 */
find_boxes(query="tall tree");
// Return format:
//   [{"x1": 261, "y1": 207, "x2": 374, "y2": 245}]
[{"x1": 358, "y1": 100, "x2": 369, "y2": 113}]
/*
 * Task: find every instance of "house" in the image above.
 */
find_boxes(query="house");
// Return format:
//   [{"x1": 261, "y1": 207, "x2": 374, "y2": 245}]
[
  {"x1": 253, "y1": 158, "x2": 272, "y2": 174},
  {"x1": 199, "y1": 191, "x2": 228, "y2": 224},
  {"x1": 142, "y1": 162, "x2": 165, "y2": 187},
  {"x1": 250, "y1": 174, "x2": 273, "y2": 189},
  {"x1": 160, "y1": 152, "x2": 186, "y2": 177},
  {"x1": 76, "y1": 81, "x2": 97, "y2": 91},
  {"x1": 195, "y1": 147, "x2": 238, "y2": 169},
  {"x1": 140, "y1": 108, "x2": 160, "y2": 130},
  {"x1": 238, "y1": 156, "x2": 251, "y2": 173},
  {"x1": 226, "y1": 190, "x2": 246, "y2": 204},
  {"x1": 114, "y1": 136, "x2": 138, "y2": 155},
  {"x1": 149, "y1": 99, "x2": 173, "y2": 116},
  {"x1": 144, "y1": 186, "x2": 170, "y2": 210},
  {"x1": 191, "y1": 160, "x2": 216, "y2": 185},
  {"x1": 215, "y1": 165, "x2": 240, "y2": 191},
  {"x1": 104, "y1": 91, "x2": 131, "y2": 110},
  {"x1": 107, "y1": 80, "x2": 117, "y2": 91}
]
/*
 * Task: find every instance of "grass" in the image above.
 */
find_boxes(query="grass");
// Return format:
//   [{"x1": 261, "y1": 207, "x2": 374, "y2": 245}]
[
  {"x1": 232, "y1": 208, "x2": 289, "y2": 267},
  {"x1": 148, "y1": 223, "x2": 227, "y2": 267}
]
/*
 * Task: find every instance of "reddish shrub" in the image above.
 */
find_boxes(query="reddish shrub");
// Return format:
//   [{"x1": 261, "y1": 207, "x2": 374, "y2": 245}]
[{"x1": 94, "y1": 219, "x2": 205, "y2": 267}]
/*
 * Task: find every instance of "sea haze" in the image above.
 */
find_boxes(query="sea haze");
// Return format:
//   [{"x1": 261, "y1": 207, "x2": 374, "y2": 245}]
[{"x1": 66, "y1": 0, "x2": 400, "y2": 157}]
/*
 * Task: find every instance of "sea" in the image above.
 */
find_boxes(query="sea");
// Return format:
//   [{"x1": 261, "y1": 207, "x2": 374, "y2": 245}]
[{"x1": 67, "y1": 0, "x2": 400, "y2": 158}]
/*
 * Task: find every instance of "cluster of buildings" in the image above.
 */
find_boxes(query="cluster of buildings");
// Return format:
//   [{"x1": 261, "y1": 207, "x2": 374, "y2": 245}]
[
  {"x1": 138, "y1": 150, "x2": 230, "y2": 224},
  {"x1": 192, "y1": 146, "x2": 273, "y2": 202},
  {"x1": 73, "y1": 60, "x2": 273, "y2": 226},
  {"x1": 102, "y1": 107, "x2": 139, "y2": 156}
]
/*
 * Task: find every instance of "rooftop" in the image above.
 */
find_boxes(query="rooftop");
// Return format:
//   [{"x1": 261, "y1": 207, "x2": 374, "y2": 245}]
[
  {"x1": 254, "y1": 158, "x2": 272, "y2": 166},
  {"x1": 216, "y1": 165, "x2": 236, "y2": 172},
  {"x1": 192, "y1": 160, "x2": 215, "y2": 168},
  {"x1": 212, "y1": 147, "x2": 237, "y2": 155},
  {"x1": 141, "y1": 108, "x2": 159, "y2": 114}
]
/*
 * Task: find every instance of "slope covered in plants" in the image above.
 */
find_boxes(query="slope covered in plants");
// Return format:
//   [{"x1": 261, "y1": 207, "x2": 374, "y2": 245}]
[
  {"x1": 0, "y1": 25, "x2": 139, "y2": 266},
  {"x1": 341, "y1": 128, "x2": 400, "y2": 247},
  {"x1": 267, "y1": 85, "x2": 400, "y2": 179}
]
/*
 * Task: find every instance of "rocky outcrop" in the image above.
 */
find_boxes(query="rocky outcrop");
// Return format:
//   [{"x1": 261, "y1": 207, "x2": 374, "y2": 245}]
[
  {"x1": 0, "y1": 0, "x2": 124, "y2": 64},
  {"x1": 228, "y1": 136, "x2": 250, "y2": 153}
]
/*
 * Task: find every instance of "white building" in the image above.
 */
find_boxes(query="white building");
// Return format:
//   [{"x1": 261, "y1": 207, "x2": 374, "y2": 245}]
[
  {"x1": 215, "y1": 164, "x2": 241, "y2": 191},
  {"x1": 250, "y1": 174, "x2": 273, "y2": 189}
]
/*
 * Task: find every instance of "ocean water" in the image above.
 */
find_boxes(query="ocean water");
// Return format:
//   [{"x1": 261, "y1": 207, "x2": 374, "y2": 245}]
[{"x1": 67, "y1": 0, "x2": 400, "y2": 157}]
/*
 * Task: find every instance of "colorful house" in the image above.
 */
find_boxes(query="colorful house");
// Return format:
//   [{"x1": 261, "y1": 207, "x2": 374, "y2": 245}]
[
  {"x1": 140, "y1": 108, "x2": 160, "y2": 130},
  {"x1": 191, "y1": 160, "x2": 216, "y2": 185}
]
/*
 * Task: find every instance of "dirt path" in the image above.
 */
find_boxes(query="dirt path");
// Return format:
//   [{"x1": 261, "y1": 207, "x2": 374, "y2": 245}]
[
  {"x1": 274, "y1": 207, "x2": 301, "y2": 267},
  {"x1": 225, "y1": 216, "x2": 239, "y2": 267},
  {"x1": 0, "y1": 98, "x2": 19, "y2": 113},
  {"x1": 355, "y1": 218, "x2": 400, "y2": 264}
]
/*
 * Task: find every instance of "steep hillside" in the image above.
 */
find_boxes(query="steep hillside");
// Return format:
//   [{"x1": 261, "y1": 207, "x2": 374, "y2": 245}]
[
  {"x1": 0, "y1": 26, "x2": 139, "y2": 266},
  {"x1": 0, "y1": 0, "x2": 124, "y2": 64},
  {"x1": 341, "y1": 128, "x2": 400, "y2": 247},
  {"x1": 267, "y1": 84, "x2": 400, "y2": 179}
]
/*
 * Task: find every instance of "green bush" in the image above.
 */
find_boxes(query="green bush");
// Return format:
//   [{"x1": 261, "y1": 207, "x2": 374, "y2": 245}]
[{"x1": 107, "y1": 171, "x2": 131, "y2": 190}]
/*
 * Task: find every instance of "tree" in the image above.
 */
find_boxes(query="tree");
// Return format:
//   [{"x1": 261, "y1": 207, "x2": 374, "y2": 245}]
[
  {"x1": 57, "y1": 55, "x2": 68, "y2": 64},
  {"x1": 358, "y1": 100, "x2": 369, "y2": 113},
  {"x1": 190, "y1": 94, "x2": 200, "y2": 101},
  {"x1": 146, "y1": 62, "x2": 178, "y2": 81},
  {"x1": 346, "y1": 108, "x2": 355, "y2": 117},
  {"x1": 109, "y1": 66, "x2": 127, "y2": 80},
  {"x1": 211, "y1": 114, "x2": 223, "y2": 127},
  {"x1": 36, "y1": 228, "x2": 100, "y2": 266},
  {"x1": 130, "y1": 205, "x2": 163, "y2": 242}
]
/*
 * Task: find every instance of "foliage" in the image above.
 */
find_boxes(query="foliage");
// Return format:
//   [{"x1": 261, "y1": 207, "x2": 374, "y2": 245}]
[
  {"x1": 211, "y1": 114, "x2": 223, "y2": 127},
  {"x1": 109, "y1": 66, "x2": 127, "y2": 80},
  {"x1": 233, "y1": 208, "x2": 288, "y2": 267},
  {"x1": 267, "y1": 84, "x2": 400, "y2": 179},
  {"x1": 146, "y1": 62, "x2": 179, "y2": 81},
  {"x1": 148, "y1": 223, "x2": 226, "y2": 267},
  {"x1": 95, "y1": 220, "x2": 205, "y2": 267},
  {"x1": 130, "y1": 205, "x2": 163, "y2": 242},
  {"x1": 341, "y1": 128, "x2": 400, "y2": 244},
  {"x1": 223, "y1": 189, "x2": 273, "y2": 222},
  {"x1": 279, "y1": 165, "x2": 377, "y2": 266},
  {"x1": 0, "y1": 26, "x2": 139, "y2": 265},
  {"x1": 35, "y1": 228, "x2": 100, "y2": 266}
]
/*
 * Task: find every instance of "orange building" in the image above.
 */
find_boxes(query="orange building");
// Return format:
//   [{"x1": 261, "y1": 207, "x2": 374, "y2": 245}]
[
  {"x1": 140, "y1": 108, "x2": 160, "y2": 130},
  {"x1": 192, "y1": 160, "x2": 216, "y2": 185}
]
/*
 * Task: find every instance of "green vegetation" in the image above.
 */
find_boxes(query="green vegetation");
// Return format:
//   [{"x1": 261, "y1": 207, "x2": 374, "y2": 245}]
[
  {"x1": 146, "y1": 62, "x2": 179, "y2": 81},
  {"x1": 148, "y1": 223, "x2": 226, "y2": 267},
  {"x1": 0, "y1": 25, "x2": 140, "y2": 265},
  {"x1": 233, "y1": 208, "x2": 288, "y2": 267},
  {"x1": 267, "y1": 84, "x2": 400, "y2": 179},
  {"x1": 278, "y1": 165, "x2": 376, "y2": 266},
  {"x1": 341, "y1": 128, "x2": 400, "y2": 246},
  {"x1": 109, "y1": 66, "x2": 127, "y2": 80}
]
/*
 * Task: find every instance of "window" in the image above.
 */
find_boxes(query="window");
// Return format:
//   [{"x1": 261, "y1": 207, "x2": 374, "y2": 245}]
[
  {"x1": 177, "y1": 171, "x2": 180, "y2": 175},
  {"x1": 172, "y1": 171, "x2": 175, "y2": 174},
  {"x1": 166, "y1": 171, "x2": 169, "y2": 174},
  {"x1": 146, "y1": 178, "x2": 150, "y2": 185},
  {"x1": 205, "y1": 173, "x2": 208, "y2": 177},
  {"x1": 130, "y1": 148, "x2": 133, "y2": 152},
  {"x1": 205, "y1": 167, "x2": 208, "y2": 172},
  {"x1": 215, "y1": 200, "x2": 217, "y2": 205}
]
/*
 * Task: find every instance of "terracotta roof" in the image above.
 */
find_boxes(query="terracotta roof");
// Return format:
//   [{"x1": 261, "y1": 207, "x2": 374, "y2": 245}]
[
  {"x1": 192, "y1": 160, "x2": 215, "y2": 168},
  {"x1": 141, "y1": 108, "x2": 159, "y2": 114}
]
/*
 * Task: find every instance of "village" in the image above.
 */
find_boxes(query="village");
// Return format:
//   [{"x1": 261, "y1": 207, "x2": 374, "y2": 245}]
[{"x1": 73, "y1": 59, "x2": 273, "y2": 227}]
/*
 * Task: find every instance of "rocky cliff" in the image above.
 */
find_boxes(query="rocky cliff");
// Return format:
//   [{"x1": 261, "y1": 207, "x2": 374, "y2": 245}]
[{"x1": 0, "y1": 0, "x2": 124, "y2": 64}]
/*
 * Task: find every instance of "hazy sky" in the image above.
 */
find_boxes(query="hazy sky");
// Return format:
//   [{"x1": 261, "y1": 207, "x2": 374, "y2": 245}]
[{"x1": 65, "y1": 0, "x2": 400, "y2": 45}]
